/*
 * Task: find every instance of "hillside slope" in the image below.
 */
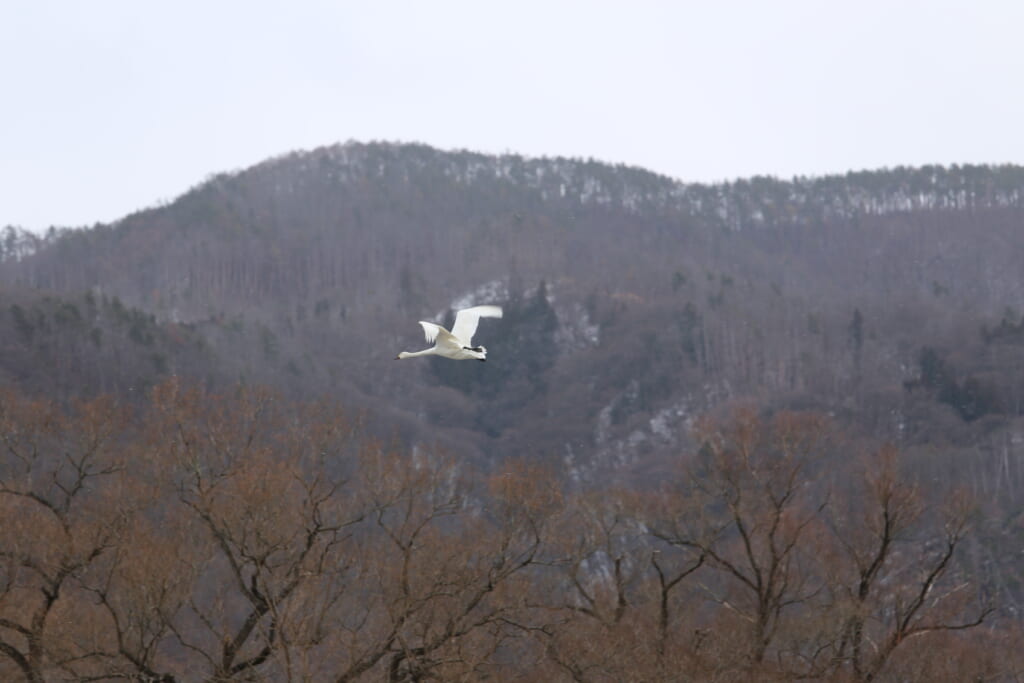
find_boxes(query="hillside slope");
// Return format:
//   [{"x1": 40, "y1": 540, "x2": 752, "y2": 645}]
[{"x1": 1, "y1": 142, "x2": 1023, "y2": 485}]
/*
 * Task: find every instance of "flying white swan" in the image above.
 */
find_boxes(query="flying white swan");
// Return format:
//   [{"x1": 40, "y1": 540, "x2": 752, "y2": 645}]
[{"x1": 396, "y1": 305, "x2": 503, "y2": 362}]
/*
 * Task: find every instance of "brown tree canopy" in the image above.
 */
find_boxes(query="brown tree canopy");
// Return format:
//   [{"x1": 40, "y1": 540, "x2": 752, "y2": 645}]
[{"x1": 0, "y1": 382, "x2": 1013, "y2": 681}]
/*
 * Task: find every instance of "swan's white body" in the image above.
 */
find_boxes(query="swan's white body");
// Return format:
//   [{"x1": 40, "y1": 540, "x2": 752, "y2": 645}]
[{"x1": 396, "y1": 305, "x2": 503, "y2": 362}]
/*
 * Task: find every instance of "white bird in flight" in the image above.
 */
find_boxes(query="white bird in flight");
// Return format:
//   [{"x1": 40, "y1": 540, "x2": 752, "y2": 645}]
[{"x1": 396, "y1": 305, "x2": 503, "y2": 362}]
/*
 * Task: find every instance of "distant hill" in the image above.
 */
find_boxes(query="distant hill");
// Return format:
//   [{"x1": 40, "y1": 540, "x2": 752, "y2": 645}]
[{"x1": 2, "y1": 142, "x2": 1024, "y2": 488}]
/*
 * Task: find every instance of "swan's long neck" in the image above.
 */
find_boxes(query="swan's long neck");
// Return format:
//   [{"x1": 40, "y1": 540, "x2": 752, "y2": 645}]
[{"x1": 397, "y1": 348, "x2": 436, "y2": 359}]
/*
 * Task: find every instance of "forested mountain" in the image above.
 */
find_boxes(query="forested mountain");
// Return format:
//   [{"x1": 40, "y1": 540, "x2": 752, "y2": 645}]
[
  {"x1": 3, "y1": 143, "x2": 1023, "y2": 473},
  {"x1": 2, "y1": 143, "x2": 1024, "y2": 679}
]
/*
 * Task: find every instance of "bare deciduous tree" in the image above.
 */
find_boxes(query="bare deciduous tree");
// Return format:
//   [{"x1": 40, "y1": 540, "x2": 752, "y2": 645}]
[
  {"x1": 0, "y1": 391, "x2": 135, "y2": 682},
  {"x1": 815, "y1": 446, "x2": 995, "y2": 681},
  {"x1": 651, "y1": 408, "x2": 831, "y2": 671}
]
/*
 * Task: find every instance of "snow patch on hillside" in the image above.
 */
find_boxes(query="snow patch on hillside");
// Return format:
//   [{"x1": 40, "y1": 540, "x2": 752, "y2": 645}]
[
  {"x1": 439, "y1": 280, "x2": 508, "y2": 319},
  {"x1": 573, "y1": 381, "x2": 734, "y2": 483},
  {"x1": 554, "y1": 302, "x2": 600, "y2": 351}
]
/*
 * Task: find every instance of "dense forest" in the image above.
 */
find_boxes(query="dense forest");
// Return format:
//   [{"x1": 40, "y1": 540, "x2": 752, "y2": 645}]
[
  {"x1": 1, "y1": 142, "x2": 1024, "y2": 679},
  {"x1": 0, "y1": 382, "x2": 1016, "y2": 681}
]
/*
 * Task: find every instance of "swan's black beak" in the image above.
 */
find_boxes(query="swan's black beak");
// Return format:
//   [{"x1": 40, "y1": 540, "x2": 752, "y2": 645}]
[
  {"x1": 479, "y1": 358, "x2": 486, "y2": 362},
  {"x1": 394, "y1": 355, "x2": 401, "y2": 360}
]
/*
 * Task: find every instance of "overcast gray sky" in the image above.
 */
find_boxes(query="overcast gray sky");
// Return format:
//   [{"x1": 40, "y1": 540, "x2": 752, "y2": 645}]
[{"x1": 2, "y1": 0, "x2": 1022, "y2": 231}]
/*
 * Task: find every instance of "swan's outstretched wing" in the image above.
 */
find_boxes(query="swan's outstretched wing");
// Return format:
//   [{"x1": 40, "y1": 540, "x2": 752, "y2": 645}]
[
  {"x1": 451, "y1": 305, "x2": 503, "y2": 345},
  {"x1": 418, "y1": 321, "x2": 461, "y2": 351}
]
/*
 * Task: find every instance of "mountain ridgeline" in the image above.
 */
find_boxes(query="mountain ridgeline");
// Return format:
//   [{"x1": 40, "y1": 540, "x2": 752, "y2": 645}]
[{"x1": 1, "y1": 142, "x2": 1023, "y2": 482}]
